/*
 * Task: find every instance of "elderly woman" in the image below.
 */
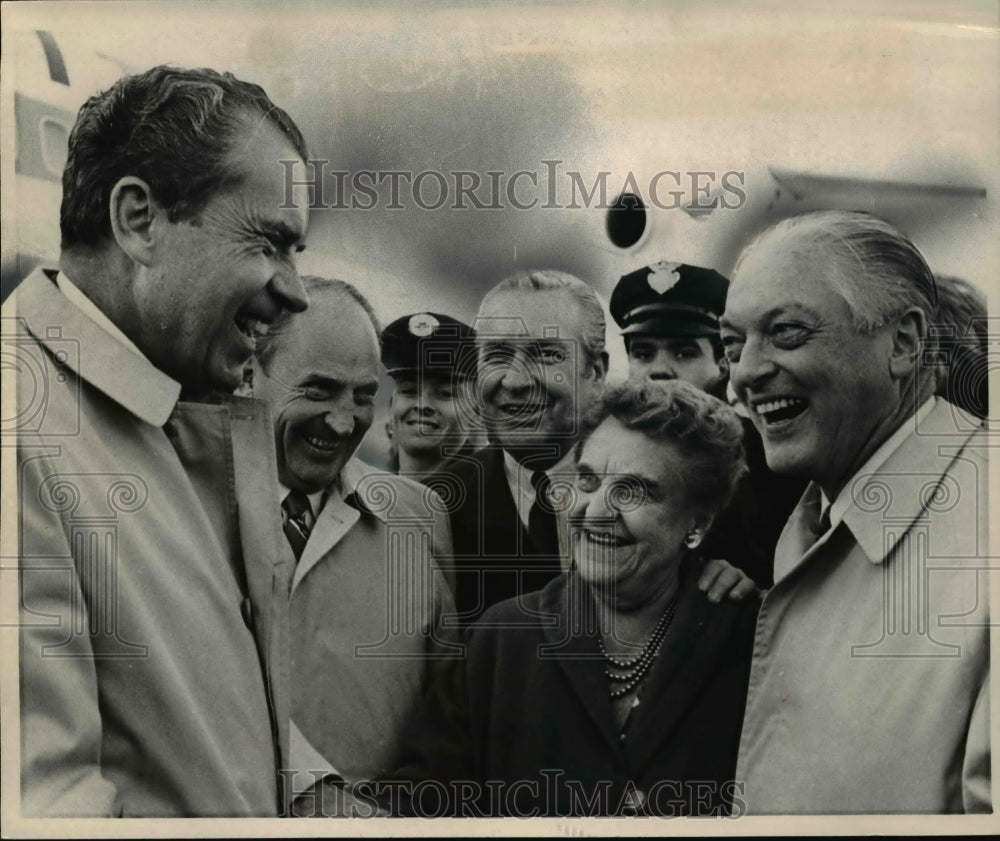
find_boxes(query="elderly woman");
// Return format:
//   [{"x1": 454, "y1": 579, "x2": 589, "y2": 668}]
[{"x1": 380, "y1": 379, "x2": 758, "y2": 817}]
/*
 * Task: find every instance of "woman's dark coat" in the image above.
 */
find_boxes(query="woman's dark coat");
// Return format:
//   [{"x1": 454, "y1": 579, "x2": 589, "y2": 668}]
[{"x1": 388, "y1": 562, "x2": 759, "y2": 817}]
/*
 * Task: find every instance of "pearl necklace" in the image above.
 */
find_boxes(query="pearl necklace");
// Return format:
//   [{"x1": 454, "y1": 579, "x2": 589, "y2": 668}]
[{"x1": 599, "y1": 593, "x2": 679, "y2": 699}]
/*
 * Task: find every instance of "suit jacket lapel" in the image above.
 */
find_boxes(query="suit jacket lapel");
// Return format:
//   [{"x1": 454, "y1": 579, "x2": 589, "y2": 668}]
[
  {"x1": 539, "y1": 573, "x2": 623, "y2": 758},
  {"x1": 624, "y1": 567, "x2": 741, "y2": 774},
  {"x1": 482, "y1": 447, "x2": 528, "y2": 556}
]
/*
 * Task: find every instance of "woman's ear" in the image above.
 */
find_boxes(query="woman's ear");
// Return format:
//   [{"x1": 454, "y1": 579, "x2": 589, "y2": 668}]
[
  {"x1": 109, "y1": 176, "x2": 159, "y2": 267},
  {"x1": 685, "y1": 512, "x2": 714, "y2": 549}
]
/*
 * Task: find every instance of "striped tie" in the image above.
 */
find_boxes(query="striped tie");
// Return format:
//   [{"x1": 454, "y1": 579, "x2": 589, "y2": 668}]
[{"x1": 281, "y1": 491, "x2": 315, "y2": 561}]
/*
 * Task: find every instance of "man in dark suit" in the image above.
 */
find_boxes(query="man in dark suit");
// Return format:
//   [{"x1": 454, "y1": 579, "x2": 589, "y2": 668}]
[
  {"x1": 442, "y1": 269, "x2": 754, "y2": 623},
  {"x1": 609, "y1": 261, "x2": 805, "y2": 587},
  {"x1": 440, "y1": 270, "x2": 605, "y2": 622}
]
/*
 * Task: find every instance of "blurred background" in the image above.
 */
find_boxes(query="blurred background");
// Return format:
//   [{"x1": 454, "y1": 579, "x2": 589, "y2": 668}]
[{"x1": 3, "y1": 0, "x2": 996, "y2": 454}]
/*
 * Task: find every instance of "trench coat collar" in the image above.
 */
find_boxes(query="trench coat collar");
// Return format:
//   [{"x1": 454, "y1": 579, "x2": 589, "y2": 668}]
[
  {"x1": 839, "y1": 398, "x2": 981, "y2": 565},
  {"x1": 774, "y1": 399, "x2": 982, "y2": 580},
  {"x1": 13, "y1": 268, "x2": 181, "y2": 426},
  {"x1": 292, "y1": 458, "x2": 401, "y2": 591}
]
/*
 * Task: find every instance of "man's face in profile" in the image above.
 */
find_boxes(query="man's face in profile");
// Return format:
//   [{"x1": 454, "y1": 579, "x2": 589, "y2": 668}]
[{"x1": 137, "y1": 122, "x2": 311, "y2": 393}]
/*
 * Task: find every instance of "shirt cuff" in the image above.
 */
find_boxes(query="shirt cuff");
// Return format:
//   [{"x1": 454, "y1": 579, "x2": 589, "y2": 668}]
[{"x1": 288, "y1": 719, "x2": 343, "y2": 796}]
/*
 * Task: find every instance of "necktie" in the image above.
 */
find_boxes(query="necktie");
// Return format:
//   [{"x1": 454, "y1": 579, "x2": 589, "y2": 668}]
[
  {"x1": 814, "y1": 505, "x2": 833, "y2": 543},
  {"x1": 773, "y1": 484, "x2": 833, "y2": 581},
  {"x1": 527, "y1": 470, "x2": 560, "y2": 557},
  {"x1": 282, "y1": 490, "x2": 315, "y2": 561}
]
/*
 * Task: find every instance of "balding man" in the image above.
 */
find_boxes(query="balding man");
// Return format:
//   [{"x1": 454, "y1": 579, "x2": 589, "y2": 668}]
[
  {"x1": 249, "y1": 277, "x2": 457, "y2": 812},
  {"x1": 721, "y1": 210, "x2": 989, "y2": 813}
]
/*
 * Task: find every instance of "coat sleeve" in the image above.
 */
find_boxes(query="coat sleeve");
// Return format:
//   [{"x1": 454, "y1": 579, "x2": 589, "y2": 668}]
[
  {"x1": 371, "y1": 640, "x2": 475, "y2": 816},
  {"x1": 961, "y1": 668, "x2": 991, "y2": 813},
  {"x1": 18, "y1": 448, "x2": 118, "y2": 816}
]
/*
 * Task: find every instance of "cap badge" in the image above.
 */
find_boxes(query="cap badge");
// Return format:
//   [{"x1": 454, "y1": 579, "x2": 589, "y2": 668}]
[
  {"x1": 647, "y1": 261, "x2": 683, "y2": 295},
  {"x1": 408, "y1": 313, "x2": 439, "y2": 337}
]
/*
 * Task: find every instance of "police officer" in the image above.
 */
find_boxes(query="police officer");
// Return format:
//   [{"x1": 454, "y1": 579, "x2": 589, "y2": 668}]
[
  {"x1": 610, "y1": 260, "x2": 731, "y2": 399},
  {"x1": 381, "y1": 311, "x2": 481, "y2": 478},
  {"x1": 610, "y1": 260, "x2": 805, "y2": 587}
]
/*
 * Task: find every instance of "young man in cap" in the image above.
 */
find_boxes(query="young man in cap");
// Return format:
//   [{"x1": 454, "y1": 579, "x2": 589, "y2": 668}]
[
  {"x1": 610, "y1": 261, "x2": 805, "y2": 587},
  {"x1": 381, "y1": 312, "x2": 481, "y2": 480}
]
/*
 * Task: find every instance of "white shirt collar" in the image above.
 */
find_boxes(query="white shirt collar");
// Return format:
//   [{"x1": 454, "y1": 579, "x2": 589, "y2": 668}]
[
  {"x1": 822, "y1": 396, "x2": 937, "y2": 529},
  {"x1": 56, "y1": 270, "x2": 146, "y2": 359},
  {"x1": 279, "y1": 482, "x2": 331, "y2": 518},
  {"x1": 503, "y1": 447, "x2": 578, "y2": 529}
]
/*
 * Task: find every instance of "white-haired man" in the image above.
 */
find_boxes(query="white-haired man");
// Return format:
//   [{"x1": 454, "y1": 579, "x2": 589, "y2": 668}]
[{"x1": 720, "y1": 210, "x2": 989, "y2": 813}]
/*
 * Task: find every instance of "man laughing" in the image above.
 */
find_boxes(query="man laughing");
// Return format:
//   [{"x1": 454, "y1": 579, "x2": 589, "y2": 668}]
[{"x1": 721, "y1": 210, "x2": 990, "y2": 813}]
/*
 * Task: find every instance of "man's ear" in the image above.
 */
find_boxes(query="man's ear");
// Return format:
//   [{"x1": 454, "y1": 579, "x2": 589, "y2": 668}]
[
  {"x1": 887, "y1": 307, "x2": 927, "y2": 380},
  {"x1": 109, "y1": 176, "x2": 159, "y2": 267},
  {"x1": 591, "y1": 350, "x2": 610, "y2": 383}
]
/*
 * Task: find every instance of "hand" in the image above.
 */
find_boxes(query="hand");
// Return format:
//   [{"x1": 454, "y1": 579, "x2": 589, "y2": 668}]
[{"x1": 697, "y1": 558, "x2": 759, "y2": 603}]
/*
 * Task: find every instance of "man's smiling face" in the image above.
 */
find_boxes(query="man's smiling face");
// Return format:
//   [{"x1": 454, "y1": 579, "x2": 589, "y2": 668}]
[
  {"x1": 136, "y1": 120, "x2": 311, "y2": 394},
  {"x1": 476, "y1": 288, "x2": 606, "y2": 462},
  {"x1": 254, "y1": 290, "x2": 380, "y2": 493},
  {"x1": 721, "y1": 233, "x2": 900, "y2": 496}
]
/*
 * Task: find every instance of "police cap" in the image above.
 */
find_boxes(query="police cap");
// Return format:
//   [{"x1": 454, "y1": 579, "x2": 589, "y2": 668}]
[
  {"x1": 609, "y1": 261, "x2": 730, "y2": 338},
  {"x1": 381, "y1": 312, "x2": 477, "y2": 379}
]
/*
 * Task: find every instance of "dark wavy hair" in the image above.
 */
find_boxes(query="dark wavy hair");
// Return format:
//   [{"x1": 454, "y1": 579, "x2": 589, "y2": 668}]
[
  {"x1": 60, "y1": 64, "x2": 308, "y2": 249},
  {"x1": 581, "y1": 378, "x2": 748, "y2": 518}
]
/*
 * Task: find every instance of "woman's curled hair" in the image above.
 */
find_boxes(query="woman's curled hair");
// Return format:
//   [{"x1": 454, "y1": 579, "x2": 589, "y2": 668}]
[{"x1": 583, "y1": 378, "x2": 748, "y2": 518}]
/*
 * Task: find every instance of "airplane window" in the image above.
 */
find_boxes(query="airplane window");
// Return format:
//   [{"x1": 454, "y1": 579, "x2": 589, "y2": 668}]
[
  {"x1": 606, "y1": 191, "x2": 647, "y2": 249},
  {"x1": 39, "y1": 117, "x2": 70, "y2": 177}
]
